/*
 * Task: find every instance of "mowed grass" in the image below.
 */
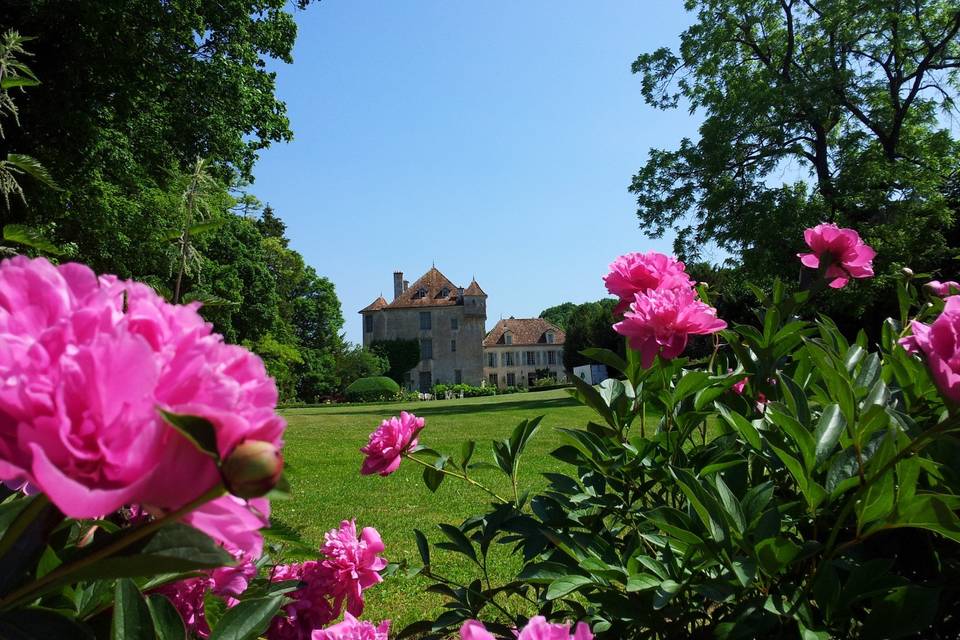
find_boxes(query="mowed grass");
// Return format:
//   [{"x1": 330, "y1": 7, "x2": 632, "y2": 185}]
[{"x1": 272, "y1": 390, "x2": 598, "y2": 629}]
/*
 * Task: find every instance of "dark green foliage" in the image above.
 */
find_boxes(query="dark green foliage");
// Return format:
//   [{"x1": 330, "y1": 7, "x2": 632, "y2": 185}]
[
  {"x1": 335, "y1": 345, "x2": 388, "y2": 392},
  {"x1": 404, "y1": 277, "x2": 960, "y2": 638},
  {"x1": 371, "y1": 339, "x2": 422, "y2": 385},
  {"x1": 630, "y1": 0, "x2": 960, "y2": 329},
  {"x1": 344, "y1": 376, "x2": 400, "y2": 403},
  {"x1": 255, "y1": 206, "x2": 288, "y2": 247},
  {"x1": 432, "y1": 383, "x2": 497, "y2": 398},
  {"x1": 562, "y1": 299, "x2": 623, "y2": 370},
  {"x1": 539, "y1": 302, "x2": 578, "y2": 331}
]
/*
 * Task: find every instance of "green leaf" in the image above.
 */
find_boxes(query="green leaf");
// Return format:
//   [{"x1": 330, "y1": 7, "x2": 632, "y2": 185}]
[
  {"x1": 422, "y1": 466, "x2": 444, "y2": 492},
  {"x1": 626, "y1": 572, "x2": 661, "y2": 592},
  {"x1": 673, "y1": 468, "x2": 728, "y2": 543},
  {"x1": 187, "y1": 219, "x2": 226, "y2": 236},
  {"x1": 113, "y1": 579, "x2": 156, "y2": 640},
  {"x1": 860, "y1": 586, "x2": 939, "y2": 640},
  {"x1": 207, "y1": 596, "x2": 284, "y2": 640},
  {"x1": 2, "y1": 224, "x2": 63, "y2": 255},
  {"x1": 436, "y1": 524, "x2": 477, "y2": 564},
  {"x1": 716, "y1": 403, "x2": 762, "y2": 449},
  {"x1": 813, "y1": 404, "x2": 845, "y2": 468},
  {"x1": 580, "y1": 347, "x2": 628, "y2": 374},
  {"x1": 766, "y1": 407, "x2": 815, "y2": 471},
  {"x1": 0, "y1": 76, "x2": 40, "y2": 90},
  {"x1": 0, "y1": 609, "x2": 95, "y2": 639},
  {"x1": 158, "y1": 410, "x2": 219, "y2": 460},
  {"x1": 858, "y1": 468, "x2": 895, "y2": 526},
  {"x1": 72, "y1": 523, "x2": 233, "y2": 581},
  {"x1": 880, "y1": 495, "x2": 960, "y2": 543},
  {"x1": 5, "y1": 154, "x2": 60, "y2": 190},
  {"x1": 413, "y1": 529, "x2": 430, "y2": 567},
  {"x1": 459, "y1": 440, "x2": 476, "y2": 469},
  {"x1": 546, "y1": 574, "x2": 592, "y2": 600},
  {"x1": 756, "y1": 537, "x2": 801, "y2": 575},
  {"x1": 568, "y1": 374, "x2": 617, "y2": 427},
  {"x1": 147, "y1": 594, "x2": 187, "y2": 640},
  {"x1": 673, "y1": 371, "x2": 710, "y2": 404}
]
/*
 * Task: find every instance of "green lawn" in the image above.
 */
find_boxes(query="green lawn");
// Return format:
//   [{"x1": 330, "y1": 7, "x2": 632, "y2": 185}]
[{"x1": 272, "y1": 389, "x2": 596, "y2": 630}]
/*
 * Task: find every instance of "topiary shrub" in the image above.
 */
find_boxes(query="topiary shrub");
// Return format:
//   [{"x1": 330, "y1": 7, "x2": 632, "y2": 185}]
[{"x1": 344, "y1": 376, "x2": 400, "y2": 403}]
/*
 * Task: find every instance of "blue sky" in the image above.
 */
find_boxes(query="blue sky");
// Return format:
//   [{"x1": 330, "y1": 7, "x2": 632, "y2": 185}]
[{"x1": 251, "y1": 1, "x2": 701, "y2": 344}]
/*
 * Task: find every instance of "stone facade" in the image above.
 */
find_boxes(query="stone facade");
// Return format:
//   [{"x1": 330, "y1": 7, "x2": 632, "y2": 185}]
[
  {"x1": 483, "y1": 318, "x2": 567, "y2": 388},
  {"x1": 360, "y1": 267, "x2": 486, "y2": 391}
]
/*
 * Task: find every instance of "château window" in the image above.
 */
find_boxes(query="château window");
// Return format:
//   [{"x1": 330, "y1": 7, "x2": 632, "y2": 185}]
[
  {"x1": 440, "y1": 287, "x2": 450, "y2": 298},
  {"x1": 548, "y1": 351, "x2": 557, "y2": 365},
  {"x1": 454, "y1": 369, "x2": 462, "y2": 384},
  {"x1": 488, "y1": 373, "x2": 498, "y2": 386},
  {"x1": 364, "y1": 315, "x2": 373, "y2": 332},
  {"x1": 487, "y1": 352, "x2": 496, "y2": 367},
  {"x1": 505, "y1": 352, "x2": 514, "y2": 366},
  {"x1": 526, "y1": 351, "x2": 535, "y2": 365},
  {"x1": 420, "y1": 338, "x2": 433, "y2": 360},
  {"x1": 419, "y1": 312, "x2": 432, "y2": 330},
  {"x1": 413, "y1": 287, "x2": 427, "y2": 299},
  {"x1": 506, "y1": 373, "x2": 516, "y2": 386},
  {"x1": 451, "y1": 317, "x2": 459, "y2": 330},
  {"x1": 504, "y1": 333, "x2": 513, "y2": 345},
  {"x1": 546, "y1": 331, "x2": 555, "y2": 344},
  {"x1": 451, "y1": 339, "x2": 457, "y2": 352}
]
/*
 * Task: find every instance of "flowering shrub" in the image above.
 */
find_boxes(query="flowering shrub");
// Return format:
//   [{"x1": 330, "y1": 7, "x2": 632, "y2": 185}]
[
  {"x1": 0, "y1": 257, "x2": 390, "y2": 639},
  {"x1": 365, "y1": 231, "x2": 960, "y2": 638}
]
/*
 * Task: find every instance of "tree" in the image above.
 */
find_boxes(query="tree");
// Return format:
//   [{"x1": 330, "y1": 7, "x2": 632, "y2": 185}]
[
  {"x1": 334, "y1": 345, "x2": 389, "y2": 392},
  {"x1": 256, "y1": 205, "x2": 288, "y2": 247},
  {"x1": 539, "y1": 302, "x2": 578, "y2": 331},
  {"x1": 371, "y1": 339, "x2": 421, "y2": 386},
  {"x1": 562, "y1": 299, "x2": 623, "y2": 370},
  {"x1": 0, "y1": 1, "x2": 311, "y2": 275},
  {"x1": 631, "y1": 1, "x2": 960, "y2": 320}
]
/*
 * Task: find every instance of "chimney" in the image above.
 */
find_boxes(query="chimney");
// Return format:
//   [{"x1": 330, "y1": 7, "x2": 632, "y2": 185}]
[
  {"x1": 403, "y1": 280, "x2": 409, "y2": 292},
  {"x1": 393, "y1": 271, "x2": 403, "y2": 300}
]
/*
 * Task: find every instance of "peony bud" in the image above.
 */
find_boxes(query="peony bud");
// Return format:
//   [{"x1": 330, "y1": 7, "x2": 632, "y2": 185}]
[
  {"x1": 901, "y1": 267, "x2": 914, "y2": 279},
  {"x1": 221, "y1": 440, "x2": 283, "y2": 499}
]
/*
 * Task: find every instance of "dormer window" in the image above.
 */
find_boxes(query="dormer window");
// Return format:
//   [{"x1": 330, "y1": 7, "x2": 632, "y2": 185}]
[
  {"x1": 546, "y1": 331, "x2": 555, "y2": 344},
  {"x1": 440, "y1": 287, "x2": 450, "y2": 298},
  {"x1": 504, "y1": 332, "x2": 512, "y2": 345},
  {"x1": 413, "y1": 287, "x2": 427, "y2": 300}
]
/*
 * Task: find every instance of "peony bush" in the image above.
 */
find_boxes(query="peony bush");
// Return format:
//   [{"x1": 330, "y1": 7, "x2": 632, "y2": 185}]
[
  {"x1": 361, "y1": 226, "x2": 960, "y2": 638},
  {"x1": 0, "y1": 256, "x2": 390, "y2": 639}
]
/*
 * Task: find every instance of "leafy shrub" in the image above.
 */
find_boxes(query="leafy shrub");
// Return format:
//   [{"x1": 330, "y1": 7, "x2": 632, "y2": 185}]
[
  {"x1": 344, "y1": 375, "x2": 400, "y2": 402},
  {"x1": 433, "y1": 383, "x2": 497, "y2": 398},
  {"x1": 388, "y1": 275, "x2": 960, "y2": 639}
]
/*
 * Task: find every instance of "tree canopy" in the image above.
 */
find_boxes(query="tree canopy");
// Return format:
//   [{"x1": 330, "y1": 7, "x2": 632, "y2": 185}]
[
  {"x1": 0, "y1": 2, "x2": 350, "y2": 402},
  {"x1": 631, "y1": 0, "x2": 960, "y2": 321}
]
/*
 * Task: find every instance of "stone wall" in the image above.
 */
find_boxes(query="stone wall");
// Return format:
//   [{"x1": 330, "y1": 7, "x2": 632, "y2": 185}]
[{"x1": 361, "y1": 305, "x2": 485, "y2": 389}]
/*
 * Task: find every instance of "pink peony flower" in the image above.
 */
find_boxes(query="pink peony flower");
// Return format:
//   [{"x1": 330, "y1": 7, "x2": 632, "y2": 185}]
[
  {"x1": 267, "y1": 562, "x2": 337, "y2": 640},
  {"x1": 461, "y1": 616, "x2": 593, "y2": 640},
  {"x1": 321, "y1": 520, "x2": 387, "y2": 616},
  {"x1": 360, "y1": 412, "x2": 424, "y2": 476},
  {"x1": 926, "y1": 280, "x2": 960, "y2": 297},
  {"x1": 156, "y1": 576, "x2": 214, "y2": 638},
  {"x1": 182, "y1": 495, "x2": 271, "y2": 558},
  {"x1": 211, "y1": 545, "x2": 259, "y2": 603},
  {"x1": 797, "y1": 223, "x2": 876, "y2": 289},
  {"x1": 899, "y1": 296, "x2": 960, "y2": 403},
  {"x1": 268, "y1": 521, "x2": 386, "y2": 640},
  {"x1": 311, "y1": 613, "x2": 390, "y2": 640},
  {"x1": 603, "y1": 251, "x2": 694, "y2": 315},
  {"x1": 613, "y1": 287, "x2": 727, "y2": 368},
  {"x1": 0, "y1": 256, "x2": 283, "y2": 552}
]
